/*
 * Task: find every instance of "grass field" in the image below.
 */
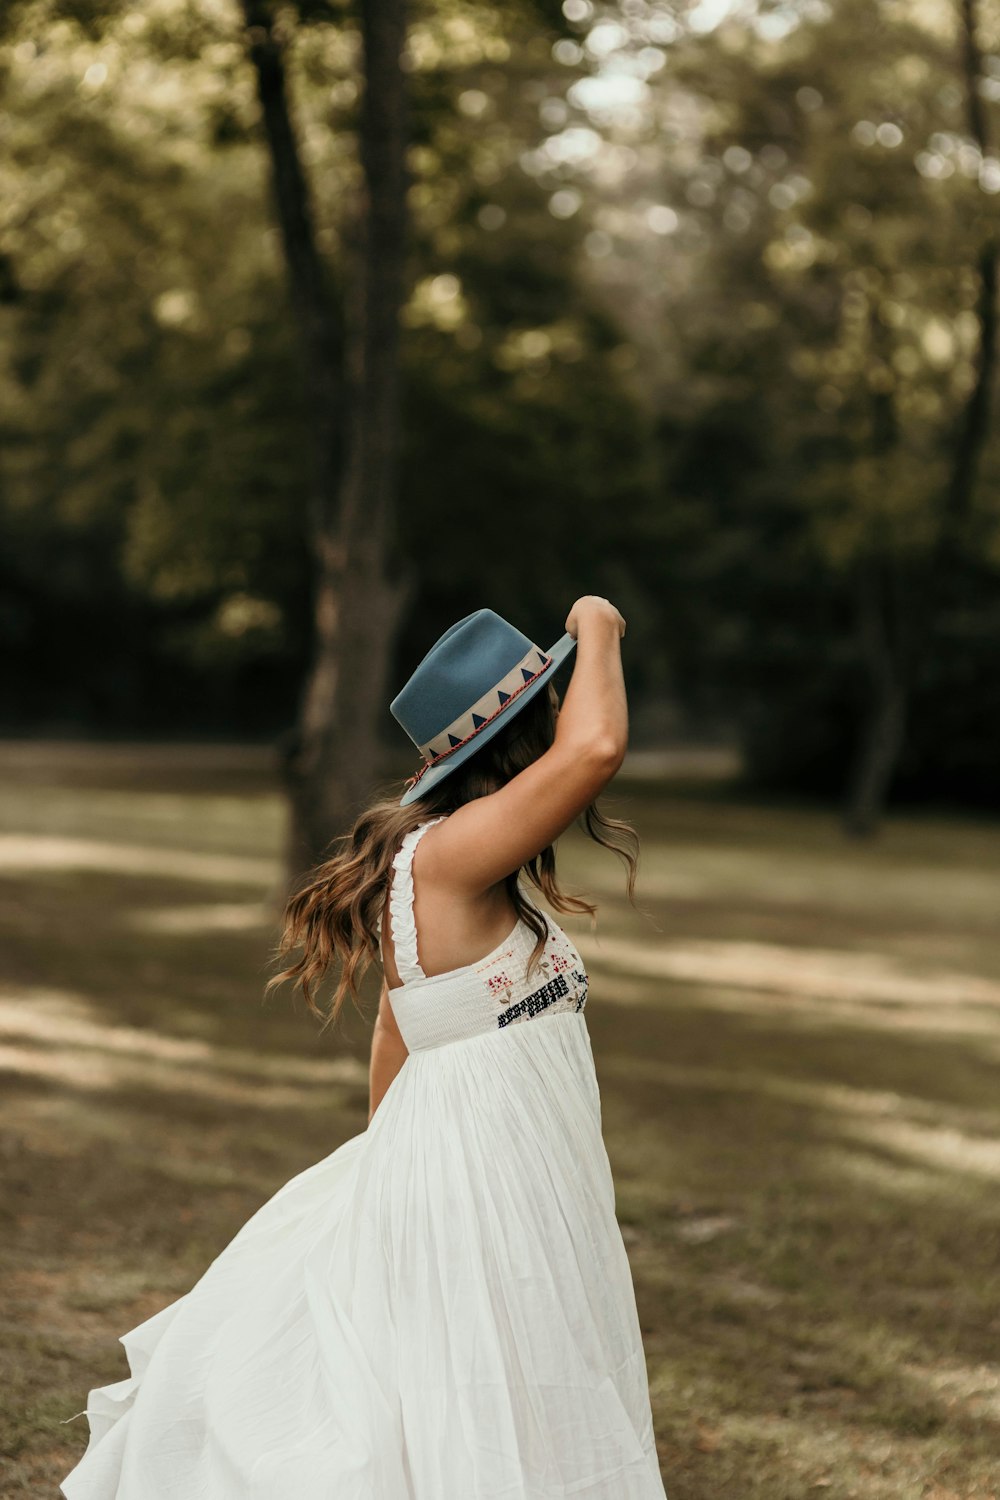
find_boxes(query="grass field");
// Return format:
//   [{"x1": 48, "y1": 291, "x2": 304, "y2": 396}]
[{"x1": 1, "y1": 743, "x2": 998, "y2": 1499}]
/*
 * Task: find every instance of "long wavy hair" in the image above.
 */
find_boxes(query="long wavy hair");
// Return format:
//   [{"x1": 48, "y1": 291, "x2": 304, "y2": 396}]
[{"x1": 267, "y1": 681, "x2": 640, "y2": 1029}]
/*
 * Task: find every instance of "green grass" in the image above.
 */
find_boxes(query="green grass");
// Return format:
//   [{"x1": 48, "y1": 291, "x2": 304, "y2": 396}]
[{"x1": 1, "y1": 745, "x2": 998, "y2": 1498}]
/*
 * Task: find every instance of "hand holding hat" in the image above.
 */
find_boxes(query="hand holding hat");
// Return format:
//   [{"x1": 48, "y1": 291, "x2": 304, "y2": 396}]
[{"x1": 565, "y1": 596, "x2": 626, "y2": 640}]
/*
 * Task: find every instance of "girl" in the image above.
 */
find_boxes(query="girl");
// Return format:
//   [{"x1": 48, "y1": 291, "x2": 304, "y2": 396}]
[{"x1": 61, "y1": 594, "x2": 668, "y2": 1499}]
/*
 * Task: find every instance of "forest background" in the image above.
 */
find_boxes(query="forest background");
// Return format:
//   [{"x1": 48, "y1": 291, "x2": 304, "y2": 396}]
[{"x1": 2, "y1": 0, "x2": 998, "y2": 852}]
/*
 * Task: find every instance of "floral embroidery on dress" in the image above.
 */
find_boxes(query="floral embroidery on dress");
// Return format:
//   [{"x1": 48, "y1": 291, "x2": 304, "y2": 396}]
[{"x1": 491, "y1": 928, "x2": 588, "y2": 1030}]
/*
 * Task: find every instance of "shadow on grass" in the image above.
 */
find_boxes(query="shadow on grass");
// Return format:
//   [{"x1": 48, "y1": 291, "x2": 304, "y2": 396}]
[
  {"x1": 583, "y1": 990, "x2": 1000, "y2": 1498},
  {"x1": 1, "y1": 753, "x2": 999, "y2": 1498}
]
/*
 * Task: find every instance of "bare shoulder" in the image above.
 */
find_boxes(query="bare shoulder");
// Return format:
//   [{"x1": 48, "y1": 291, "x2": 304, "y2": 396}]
[
  {"x1": 416, "y1": 735, "x2": 623, "y2": 897},
  {"x1": 403, "y1": 816, "x2": 551, "y2": 985}
]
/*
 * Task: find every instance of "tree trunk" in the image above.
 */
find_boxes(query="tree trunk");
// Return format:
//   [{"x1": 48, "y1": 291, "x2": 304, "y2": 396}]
[
  {"x1": 944, "y1": 0, "x2": 997, "y2": 539},
  {"x1": 842, "y1": 551, "x2": 908, "y2": 838},
  {"x1": 842, "y1": 296, "x2": 912, "y2": 837},
  {"x1": 240, "y1": 0, "x2": 341, "y2": 544},
  {"x1": 241, "y1": 0, "x2": 412, "y2": 879},
  {"x1": 944, "y1": 244, "x2": 998, "y2": 532}
]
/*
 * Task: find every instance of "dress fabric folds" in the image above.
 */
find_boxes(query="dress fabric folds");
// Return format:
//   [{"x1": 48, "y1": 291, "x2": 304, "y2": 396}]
[{"x1": 60, "y1": 815, "x2": 668, "y2": 1499}]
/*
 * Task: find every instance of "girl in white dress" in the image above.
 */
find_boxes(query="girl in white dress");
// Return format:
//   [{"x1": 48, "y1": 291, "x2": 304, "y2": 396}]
[{"x1": 60, "y1": 595, "x2": 669, "y2": 1499}]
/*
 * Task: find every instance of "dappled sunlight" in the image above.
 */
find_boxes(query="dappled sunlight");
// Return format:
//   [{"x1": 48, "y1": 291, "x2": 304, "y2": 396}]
[
  {"x1": 3, "y1": 756, "x2": 998, "y2": 1496},
  {"x1": 834, "y1": 1114, "x2": 1000, "y2": 1182},
  {"x1": 899, "y1": 1356, "x2": 1000, "y2": 1425},
  {"x1": 816, "y1": 1143, "x2": 951, "y2": 1201},
  {"x1": 0, "y1": 1042, "x2": 351, "y2": 1112},
  {"x1": 597, "y1": 1053, "x2": 1000, "y2": 1194},
  {"x1": 598, "y1": 1052, "x2": 998, "y2": 1131},
  {"x1": 579, "y1": 933, "x2": 1000, "y2": 1038},
  {"x1": 126, "y1": 901, "x2": 274, "y2": 934},
  {"x1": 601, "y1": 1051, "x2": 1000, "y2": 1124},
  {"x1": 0, "y1": 988, "x2": 367, "y2": 1113},
  {"x1": 569, "y1": 823, "x2": 1000, "y2": 933},
  {"x1": 0, "y1": 834, "x2": 278, "y2": 887}
]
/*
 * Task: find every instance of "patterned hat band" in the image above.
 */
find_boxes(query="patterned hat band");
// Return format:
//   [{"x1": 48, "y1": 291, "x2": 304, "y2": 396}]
[{"x1": 404, "y1": 644, "x2": 553, "y2": 792}]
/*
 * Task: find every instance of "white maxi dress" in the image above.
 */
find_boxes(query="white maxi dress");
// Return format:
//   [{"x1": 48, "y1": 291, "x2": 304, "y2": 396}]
[{"x1": 60, "y1": 815, "x2": 668, "y2": 1499}]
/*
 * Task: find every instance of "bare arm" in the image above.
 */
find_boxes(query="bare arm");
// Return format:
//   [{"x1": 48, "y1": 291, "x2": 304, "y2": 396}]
[
  {"x1": 368, "y1": 981, "x2": 408, "y2": 1123},
  {"x1": 420, "y1": 596, "x2": 628, "y2": 894}
]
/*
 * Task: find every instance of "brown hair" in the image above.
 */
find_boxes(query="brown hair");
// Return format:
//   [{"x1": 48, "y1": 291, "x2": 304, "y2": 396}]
[{"x1": 267, "y1": 682, "x2": 639, "y2": 1029}]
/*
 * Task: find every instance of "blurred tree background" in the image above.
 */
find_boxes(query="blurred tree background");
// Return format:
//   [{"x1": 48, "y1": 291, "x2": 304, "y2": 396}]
[{"x1": 1, "y1": 0, "x2": 998, "y2": 839}]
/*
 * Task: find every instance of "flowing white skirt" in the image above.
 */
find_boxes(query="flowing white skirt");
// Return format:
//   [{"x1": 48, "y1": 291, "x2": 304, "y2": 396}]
[{"x1": 60, "y1": 1011, "x2": 667, "y2": 1499}]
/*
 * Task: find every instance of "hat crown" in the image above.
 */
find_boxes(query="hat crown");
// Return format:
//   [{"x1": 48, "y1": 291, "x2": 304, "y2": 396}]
[{"x1": 390, "y1": 609, "x2": 546, "y2": 754}]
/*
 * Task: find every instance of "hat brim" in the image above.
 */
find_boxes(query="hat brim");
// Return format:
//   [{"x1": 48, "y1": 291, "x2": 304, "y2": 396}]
[{"x1": 399, "y1": 631, "x2": 578, "y2": 807}]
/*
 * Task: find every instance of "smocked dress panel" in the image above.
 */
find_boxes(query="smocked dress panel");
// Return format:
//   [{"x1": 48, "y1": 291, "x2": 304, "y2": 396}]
[{"x1": 376, "y1": 817, "x2": 589, "y2": 1053}]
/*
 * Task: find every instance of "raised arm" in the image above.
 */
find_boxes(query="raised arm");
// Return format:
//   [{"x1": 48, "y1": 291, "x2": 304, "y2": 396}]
[{"x1": 419, "y1": 595, "x2": 627, "y2": 893}]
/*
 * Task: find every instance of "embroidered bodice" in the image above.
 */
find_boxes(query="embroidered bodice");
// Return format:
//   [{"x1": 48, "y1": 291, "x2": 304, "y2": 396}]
[{"x1": 376, "y1": 816, "x2": 589, "y2": 1053}]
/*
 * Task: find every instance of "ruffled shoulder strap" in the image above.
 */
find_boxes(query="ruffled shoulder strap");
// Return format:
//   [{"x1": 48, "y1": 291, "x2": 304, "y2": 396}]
[{"x1": 379, "y1": 816, "x2": 448, "y2": 985}]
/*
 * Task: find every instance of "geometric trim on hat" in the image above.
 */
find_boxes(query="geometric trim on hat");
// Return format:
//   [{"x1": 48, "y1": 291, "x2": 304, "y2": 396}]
[{"x1": 419, "y1": 644, "x2": 552, "y2": 760}]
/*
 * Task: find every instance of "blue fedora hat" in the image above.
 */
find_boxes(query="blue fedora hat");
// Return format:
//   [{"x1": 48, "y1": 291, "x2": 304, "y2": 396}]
[{"x1": 391, "y1": 609, "x2": 577, "y2": 806}]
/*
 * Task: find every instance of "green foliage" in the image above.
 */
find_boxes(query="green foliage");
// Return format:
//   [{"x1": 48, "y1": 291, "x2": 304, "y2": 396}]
[
  {"x1": 1, "y1": 0, "x2": 997, "y2": 803},
  {"x1": 0, "y1": 0, "x2": 318, "y2": 728},
  {"x1": 0, "y1": 0, "x2": 656, "y2": 735},
  {"x1": 549, "y1": 0, "x2": 1000, "y2": 799}
]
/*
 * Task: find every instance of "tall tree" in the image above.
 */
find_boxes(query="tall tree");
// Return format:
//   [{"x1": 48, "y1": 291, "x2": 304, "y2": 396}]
[
  {"x1": 241, "y1": 0, "x2": 411, "y2": 875},
  {"x1": 842, "y1": 295, "x2": 911, "y2": 837},
  {"x1": 945, "y1": 0, "x2": 997, "y2": 535},
  {"x1": 844, "y1": 0, "x2": 997, "y2": 834}
]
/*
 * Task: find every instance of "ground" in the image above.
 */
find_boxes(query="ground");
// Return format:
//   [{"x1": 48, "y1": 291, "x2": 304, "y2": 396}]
[{"x1": 1, "y1": 742, "x2": 998, "y2": 1499}]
